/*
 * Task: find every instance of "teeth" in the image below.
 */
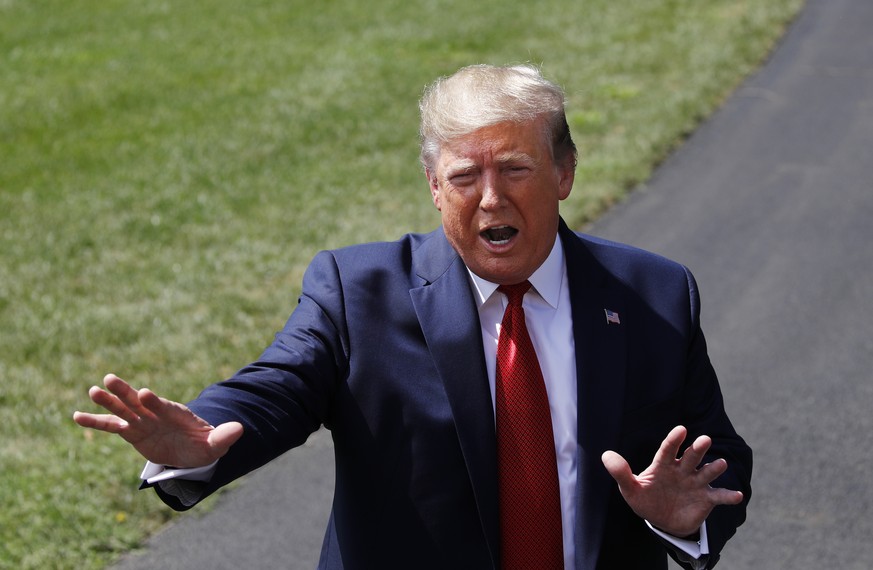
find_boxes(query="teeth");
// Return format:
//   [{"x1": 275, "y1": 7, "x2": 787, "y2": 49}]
[{"x1": 483, "y1": 225, "x2": 516, "y2": 244}]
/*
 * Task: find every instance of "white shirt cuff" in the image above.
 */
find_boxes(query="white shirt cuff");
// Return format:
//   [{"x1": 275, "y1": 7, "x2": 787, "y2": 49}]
[
  {"x1": 140, "y1": 460, "x2": 218, "y2": 485},
  {"x1": 646, "y1": 519, "x2": 709, "y2": 559}
]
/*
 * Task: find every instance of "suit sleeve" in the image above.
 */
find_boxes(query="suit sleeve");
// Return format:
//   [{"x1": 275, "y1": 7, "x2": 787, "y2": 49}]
[
  {"x1": 152, "y1": 250, "x2": 349, "y2": 510},
  {"x1": 673, "y1": 266, "x2": 753, "y2": 569}
]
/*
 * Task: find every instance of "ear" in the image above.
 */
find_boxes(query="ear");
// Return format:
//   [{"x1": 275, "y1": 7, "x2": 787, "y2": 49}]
[
  {"x1": 426, "y1": 168, "x2": 442, "y2": 211},
  {"x1": 556, "y1": 157, "x2": 575, "y2": 201}
]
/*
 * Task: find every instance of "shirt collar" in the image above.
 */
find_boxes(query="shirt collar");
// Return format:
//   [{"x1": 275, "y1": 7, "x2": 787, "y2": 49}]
[{"x1": 466, "y1": 236, "x2": 565, "y2": 309}]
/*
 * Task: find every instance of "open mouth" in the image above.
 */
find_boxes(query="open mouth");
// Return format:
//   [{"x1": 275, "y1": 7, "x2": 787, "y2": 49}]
[{"x1": 481, "y1": 225, "x2": 518, "y2": 245}]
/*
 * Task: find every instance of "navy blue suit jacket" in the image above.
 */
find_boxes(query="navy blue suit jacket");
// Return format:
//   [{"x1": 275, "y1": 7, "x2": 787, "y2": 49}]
[{"x1": 158, "y1": 220, "x2": 752, "y2": 569}]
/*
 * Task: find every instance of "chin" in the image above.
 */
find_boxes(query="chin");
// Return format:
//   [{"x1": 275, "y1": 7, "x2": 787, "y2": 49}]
[{"x1": 479, "y1": 267, "x2": 530, "y2": 286}]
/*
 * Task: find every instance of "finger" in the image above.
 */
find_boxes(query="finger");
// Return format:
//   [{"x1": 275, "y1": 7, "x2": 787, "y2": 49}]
[
  {"x1": 709, "y1": 487, "x2": 744, "y2": 506},
  {"x1": 207, "y1": 422, "x2": 245, "y2": 456},
  {"x1": 88, "y1": 385, "x2": 142, "y2": 424},
  {"x1": 102, "y1": 373, "x2": 129, "y2": 393},
  {"x1": 601, "y1": 450, "x2": 634, "y2": 487},
  {"x1": 137, "y1": 388, "x2": 173, "y2": 417},
  {"x1": 103, "y1": 374, "x2": 151, "y2": 417},
  {"x1": 73, "y1": 411, "x2": 129, "y2": 433},
  {"x1": 679, "y1": 434, "x2": 713, "y2": 471},
  {"x1": 652, "y1": 425, "x2": 687, "y2": 466},
  {"x1": 697, "y1": 457, "x2": 730, "y2": 483},
  {"x1": 138, "y1": 388, "x2": 210, "y2": 431}
]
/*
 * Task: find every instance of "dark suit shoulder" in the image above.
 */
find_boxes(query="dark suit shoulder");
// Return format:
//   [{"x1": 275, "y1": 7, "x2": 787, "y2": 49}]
[
  {"x1": 314, "y1": 227, "x2": 457, "y2": 287},
  {"x1": 318, "y1": 230, "x2": 435, "y2": 269},
  {"x1": 572, "y1": 230, "x2": 687, "y2": 272},
  {"x1": 563, "y1": 227, "x2": 693, "y2": 291},
  {"x1": 560, "y1": 224, "x2": 701, "y2": 335}
]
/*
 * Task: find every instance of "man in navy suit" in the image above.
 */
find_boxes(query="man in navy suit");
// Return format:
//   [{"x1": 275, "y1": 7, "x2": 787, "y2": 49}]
[{"x1": 75, "y1": 64, "x2": 751, "y2": 569}]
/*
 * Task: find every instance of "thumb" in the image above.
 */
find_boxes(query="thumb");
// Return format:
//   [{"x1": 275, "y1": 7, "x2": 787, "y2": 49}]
[
  {"x1": 601, "y1": 450, "x2": 634, "y2": 487},
  {"x1": 207, "y1": 421, "x2": 244, "y2": 457}
]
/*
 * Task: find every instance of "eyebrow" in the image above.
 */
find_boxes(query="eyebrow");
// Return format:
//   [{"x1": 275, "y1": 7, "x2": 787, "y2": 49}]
[
  {"x1": 446, "y1": 151, "x2": 537, "y2": 171},
  {"x1": 444, "y1": 160, "x2": 478, "y2": 177},
  {"x1": 494, "y1": 151, "x2": 538, "y2": 166},
  {"x1": 447, "y1": 159, "x2": 477, "y2": 171}
]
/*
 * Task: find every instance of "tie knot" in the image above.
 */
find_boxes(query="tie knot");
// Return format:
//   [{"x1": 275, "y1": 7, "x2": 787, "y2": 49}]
[{"x1": 498, "y1": 281, "x2": 532, "y2": 307}]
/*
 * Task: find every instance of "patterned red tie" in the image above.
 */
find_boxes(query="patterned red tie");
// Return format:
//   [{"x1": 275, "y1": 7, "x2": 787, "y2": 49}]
[{"x1": 495, "y1": 281, "x2": 564, "y2": 570}]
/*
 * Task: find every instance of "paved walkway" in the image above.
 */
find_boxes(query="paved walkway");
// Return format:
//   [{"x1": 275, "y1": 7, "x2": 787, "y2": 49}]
[
  {"x1": 594, "y1": 0, "x2": 873, "y2": 567},
  {"x1": 113, "y1": 0, "x2": 873, "y2": 567}
]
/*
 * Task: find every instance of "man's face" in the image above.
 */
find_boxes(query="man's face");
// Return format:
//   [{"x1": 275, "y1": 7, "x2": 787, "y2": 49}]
[{"x1": 427, "y1": 119, "x2": 575, "y2": 285}]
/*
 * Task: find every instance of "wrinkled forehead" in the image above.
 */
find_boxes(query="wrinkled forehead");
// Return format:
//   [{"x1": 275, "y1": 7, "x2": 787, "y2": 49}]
[{"x1": 435, "y1": 118, "x2": 552, "y2": 165}]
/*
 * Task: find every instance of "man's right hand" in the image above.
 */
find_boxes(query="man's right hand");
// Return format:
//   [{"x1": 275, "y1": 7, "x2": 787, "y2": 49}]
[{"x1": 73, "y1": 373, "x2": 243, "y2": 468}]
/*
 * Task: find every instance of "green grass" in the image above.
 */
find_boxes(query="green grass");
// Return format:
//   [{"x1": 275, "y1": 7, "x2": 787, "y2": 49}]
[{"x1": 1, "y1": 0, "x2": 802, "y2": 567}]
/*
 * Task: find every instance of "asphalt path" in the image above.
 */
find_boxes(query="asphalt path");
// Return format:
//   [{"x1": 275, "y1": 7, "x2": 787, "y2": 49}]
[{"x1": 112, "y1": 0, "x2": 873, "y2": 567}]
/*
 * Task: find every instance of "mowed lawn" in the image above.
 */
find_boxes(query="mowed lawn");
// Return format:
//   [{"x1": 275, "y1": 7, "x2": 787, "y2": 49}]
[{"x1": 1, "y1": 0, "x2": 801, "y2": 568}]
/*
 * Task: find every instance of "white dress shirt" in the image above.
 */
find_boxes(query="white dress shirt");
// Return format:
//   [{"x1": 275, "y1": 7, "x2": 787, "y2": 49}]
[
  {"x1": 466, "y1": 235, "x2": 578, "y2": 568},
  {"x1": 466, "y1": 236, "x2": 707, "y2": 569},
  {"x1": 146, "y1": 233, "x2": 707, "y2": 566}
]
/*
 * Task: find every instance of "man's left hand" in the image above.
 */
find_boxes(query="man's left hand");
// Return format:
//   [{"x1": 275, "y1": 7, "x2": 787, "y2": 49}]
[{"x1": 601, "y1": 425, "x2": 744, "y2": 538}]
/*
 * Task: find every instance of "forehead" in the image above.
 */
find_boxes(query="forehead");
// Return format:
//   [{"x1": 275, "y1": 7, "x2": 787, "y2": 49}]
[{"x1": 438, "y1": 120, "x2": 550, "y2": 165}]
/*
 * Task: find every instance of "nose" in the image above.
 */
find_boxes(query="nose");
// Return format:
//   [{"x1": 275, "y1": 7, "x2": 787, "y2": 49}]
[{"x1": 479, "y1": 173, "x2": 506, "y2": 211}]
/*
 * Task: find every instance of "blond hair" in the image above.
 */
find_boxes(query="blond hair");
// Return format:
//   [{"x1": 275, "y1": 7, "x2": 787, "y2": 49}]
[{"x1": 418, "y1": 64, "x2": 576, "y2": 170}]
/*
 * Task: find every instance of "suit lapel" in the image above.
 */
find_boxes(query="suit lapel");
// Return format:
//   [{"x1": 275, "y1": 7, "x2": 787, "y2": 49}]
[
  {"x1": 560, "y1": 222, "x2": 628, "y2": 570},
  {"x1": 407, "y1": 224, "x2": 630, "y2": 570},
  {"x1": 408, "y1": 229, "x2": 501, "y2": 569}
]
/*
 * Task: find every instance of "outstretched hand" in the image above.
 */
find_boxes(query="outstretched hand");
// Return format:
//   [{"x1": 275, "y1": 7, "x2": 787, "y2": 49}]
[
  {"x1": 73, "y1": 374, "x2": 243, "y2": 468},
  {"x1": 601, "y1": 425, "x2": 743, "y2": 538}
]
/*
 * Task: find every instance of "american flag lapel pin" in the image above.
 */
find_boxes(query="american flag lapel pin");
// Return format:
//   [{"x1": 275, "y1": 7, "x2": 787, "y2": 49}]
[{"x1": 604, "y1": 309, "x2": 621, "y2": 325}]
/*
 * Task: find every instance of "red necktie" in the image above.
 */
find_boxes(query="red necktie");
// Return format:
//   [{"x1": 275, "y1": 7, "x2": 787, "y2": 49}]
[{"x1": 495, "y1": 281, "x2": 564, "y2": 570}]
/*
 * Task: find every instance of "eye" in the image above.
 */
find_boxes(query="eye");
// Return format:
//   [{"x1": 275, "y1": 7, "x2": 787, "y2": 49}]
[
  {"x1": 448, "y1": 172, "x2": 476, "y2": 187},
  {"x1": 504, "y1": 165, "x2": 531, "y2": 178}
]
